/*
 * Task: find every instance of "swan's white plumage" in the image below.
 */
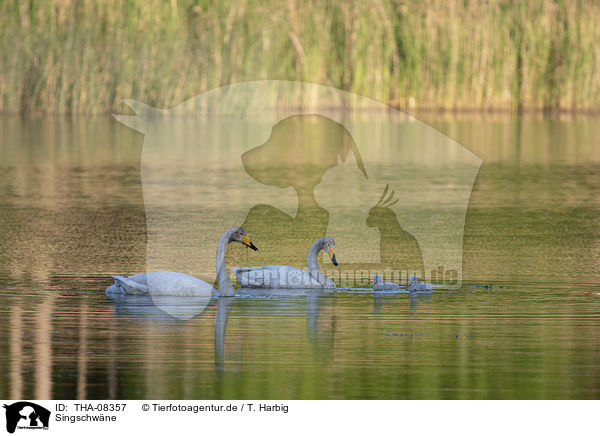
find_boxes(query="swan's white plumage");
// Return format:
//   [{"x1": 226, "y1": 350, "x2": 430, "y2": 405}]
[
  {"x1": 232, "y1": 265, "x2": 334, "y2": 288},
  {"x1": 372, "y1": 273, "x2": 400, "y2": 291},
  {"x1": 233, "y1": 237, "x2": 337, "y2": 289},
  {"x1": 106, "y1": 227, "x2": 257, "y2": 297},
  {"x1": 106, "y1": 271, "x2": 213, "y2": 297}
]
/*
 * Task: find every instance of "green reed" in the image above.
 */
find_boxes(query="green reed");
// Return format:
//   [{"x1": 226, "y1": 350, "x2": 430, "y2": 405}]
[{"x1": 1, "y1": 0, "x2": 599, "y2": 114}]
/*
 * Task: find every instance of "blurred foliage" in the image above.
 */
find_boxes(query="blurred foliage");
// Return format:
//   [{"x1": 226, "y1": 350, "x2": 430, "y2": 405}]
[{"x1": 1, "y1": 0, "x2": 600, "y2": 113}]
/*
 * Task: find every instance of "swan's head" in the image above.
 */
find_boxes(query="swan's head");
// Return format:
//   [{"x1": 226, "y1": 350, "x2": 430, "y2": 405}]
[
  {"x1": 229, "y1": 227, "x2": 259, "y2": 251},
  {"x1": 373, "y1": 273, "x2": 383, "y2": 285},
  {"x1": 321, "y1": 236, "x2": 338, "y2": 266}
]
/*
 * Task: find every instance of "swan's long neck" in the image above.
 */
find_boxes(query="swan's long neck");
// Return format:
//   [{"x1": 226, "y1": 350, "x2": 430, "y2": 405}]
[
  {"x1": 307, "y1": 237, "x2": 334, "y2": 287},
  {"x1": 215, "y1": 231, "x2": 235, "y2": 296},
  {"x1": 307, "y1": 238, "x2": 332, "y2": 287},
  {"x1": 306, "y1": 238, "x2": 325, "y2": 273}
]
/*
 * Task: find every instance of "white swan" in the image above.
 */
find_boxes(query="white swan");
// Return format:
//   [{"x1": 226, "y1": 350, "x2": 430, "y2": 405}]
[
  {"x1": 372, "y1": 274, "x2": 400, "y2": 291},
  {"x1": 232, "y1": 236, "x2": 338, "y2": 288},
  {"x1": 106, "y1": 227, "x2": 258, "y2": 297},
  {"x1": 407, "y1": 274, "x2": 433, "y2": 292}
]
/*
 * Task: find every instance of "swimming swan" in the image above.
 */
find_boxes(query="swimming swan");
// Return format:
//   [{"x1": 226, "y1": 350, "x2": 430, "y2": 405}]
[
  {"x1": 106, "y1": 227, "x2": 258, "y2": 297},
  {"x1": 372, "y1": 274, "x2": 400, "y2": 291},
  {"x1": 407, "y1": 274, "x2": 433, "y2": 292},
  {"x1": 372, "y1": 274, "x2": 436, "y2": 292},
  {"x1": 233, "y1": 236, "x2": 338, "y2": 288}
]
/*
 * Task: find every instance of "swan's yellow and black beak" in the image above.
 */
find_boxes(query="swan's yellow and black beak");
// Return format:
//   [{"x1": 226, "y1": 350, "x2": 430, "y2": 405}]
[
  {"x1": 242, "y1": 234, "x2": 259, "y2": 251},
  {"x1": 328, "y1": 247, "x2": 338, "y2": 266}
]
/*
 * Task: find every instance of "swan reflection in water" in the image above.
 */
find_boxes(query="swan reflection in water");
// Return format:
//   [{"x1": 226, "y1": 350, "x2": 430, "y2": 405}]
[
  {"x1": 371, "y1": 286, "x2": 435, "y2": 315},
  {"x1": 108, "y1": 294, "x2": 210, "y2": 322},
  {"x1": 107, "y1": 288, "x2": 338, "y2": 372},
  {"x1": 107, "y1": 283, "x2": 441, "y2": 377},
  {"x1": 216, "y1": 288, "x2": 337, "y2": 369}
]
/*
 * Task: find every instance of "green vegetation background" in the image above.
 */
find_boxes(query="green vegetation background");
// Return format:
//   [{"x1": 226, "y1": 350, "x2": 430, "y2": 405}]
[{"x1": 1, "y1": 0, "x2": 599, "y2": 114}]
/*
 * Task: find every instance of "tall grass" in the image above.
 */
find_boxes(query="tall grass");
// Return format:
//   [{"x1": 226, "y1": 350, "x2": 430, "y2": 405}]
[{"x1": 1, "y1": 0, "x2": 599, "y2": 114}]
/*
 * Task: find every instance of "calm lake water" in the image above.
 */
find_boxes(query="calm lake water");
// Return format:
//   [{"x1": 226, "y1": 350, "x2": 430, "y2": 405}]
[{"x1": 0, "y1": 114, "x2": 599, "y2": 399}]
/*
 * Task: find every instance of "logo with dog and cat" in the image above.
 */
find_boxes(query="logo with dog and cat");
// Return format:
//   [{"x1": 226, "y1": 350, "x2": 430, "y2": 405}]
[
  {"x1": 3, "y1": 402, "x2": 50, "y2": 434},
  {"x1": 111, "y1": 81, "x2": 481, "y2": 319}
]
